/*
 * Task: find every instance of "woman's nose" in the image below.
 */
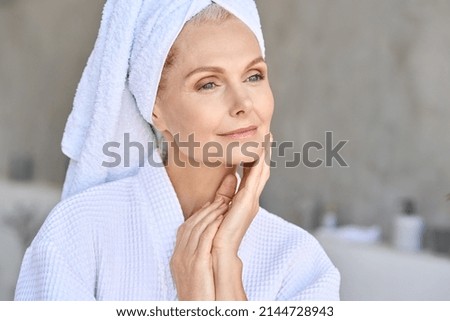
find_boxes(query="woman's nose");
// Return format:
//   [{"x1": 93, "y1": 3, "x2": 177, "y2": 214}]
[{"x1": 228, "y1": 85, "x2": 253, "y2": 117}]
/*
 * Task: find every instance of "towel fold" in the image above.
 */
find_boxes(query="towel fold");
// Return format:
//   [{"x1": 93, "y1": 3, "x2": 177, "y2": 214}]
[{"x1": 60, "y1": 0, "x2": 265, "y2": 200}]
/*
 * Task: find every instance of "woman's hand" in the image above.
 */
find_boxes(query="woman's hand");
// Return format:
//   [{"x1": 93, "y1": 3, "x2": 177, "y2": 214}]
[
  {"x1": 171, "y1": 135, "x2": 272, "y2": 301},
  {"x1": 212, "y1": 139, "x2": 272, "y2": 300},
  {"x1": 170, "y1": 198, "x2": 228, "y2": 300},
  {"x1": 213, "y1": 145, "x2": 271, "y2": 254}
]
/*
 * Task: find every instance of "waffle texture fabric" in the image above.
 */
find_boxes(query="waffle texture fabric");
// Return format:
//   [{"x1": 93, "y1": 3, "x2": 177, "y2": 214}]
[{"x1": 15, "y1": 154, "x2": 340, "y2": 300}]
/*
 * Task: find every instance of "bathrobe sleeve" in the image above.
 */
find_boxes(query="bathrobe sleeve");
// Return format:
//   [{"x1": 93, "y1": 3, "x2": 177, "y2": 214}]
[
  {"x1": 14, "y1": 240, "x2": 95, "y2": 300},
  {"x1": 14, "y1": 193, "x2": 98, "y2": 301},
  {"x1": 275, "y1": 236, "x2": 341, "y2": 301}
]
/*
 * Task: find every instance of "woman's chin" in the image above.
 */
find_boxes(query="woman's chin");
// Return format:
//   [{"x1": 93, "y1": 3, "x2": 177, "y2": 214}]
[{"x1": 226, "y1": 148, "x2": 264, "y2": 166}]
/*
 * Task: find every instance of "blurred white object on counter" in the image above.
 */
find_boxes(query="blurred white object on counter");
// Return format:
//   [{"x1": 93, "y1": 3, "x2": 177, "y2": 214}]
[
  {"x1": 392, "y1": 198, "x2": 424, "y2": 252},
  {"x1": 321, "y1": 204, "x2": 338, "y2": 229},
  {"x1": 316, "y1": 224, "x2": 382, "y2": 244}
]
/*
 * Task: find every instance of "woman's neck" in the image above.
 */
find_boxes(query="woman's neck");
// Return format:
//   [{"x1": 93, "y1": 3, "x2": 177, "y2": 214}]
[{"x1": 164, "y1": 147, "x2": 237, "y2": 220}]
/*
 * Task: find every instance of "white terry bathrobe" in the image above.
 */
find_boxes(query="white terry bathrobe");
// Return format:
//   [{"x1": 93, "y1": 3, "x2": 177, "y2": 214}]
[{"x1": 15, "y1": 150, "x2": 340, "y2": 300}]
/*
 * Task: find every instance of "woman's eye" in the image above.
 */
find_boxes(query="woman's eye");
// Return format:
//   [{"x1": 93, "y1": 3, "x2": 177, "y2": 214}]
[
  {"x1": 199, "y1": 82, "x2": 216, "y2": 90},
  {"x1": 247, "y1": 73, "x2": 264, "y2": 82}
]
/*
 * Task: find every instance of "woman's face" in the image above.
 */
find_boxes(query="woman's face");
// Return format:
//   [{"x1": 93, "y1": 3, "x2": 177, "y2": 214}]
[{"x1": 153, "y1": 16, "x2": 274, "y2": 166}]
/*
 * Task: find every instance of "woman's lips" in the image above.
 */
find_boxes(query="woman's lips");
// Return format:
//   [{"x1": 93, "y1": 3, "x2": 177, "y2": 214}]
[{"x1": 218, "y1": 125, "x2": 258, "y2": 139}]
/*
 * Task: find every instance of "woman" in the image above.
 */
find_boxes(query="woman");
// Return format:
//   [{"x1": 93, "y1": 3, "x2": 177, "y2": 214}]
[{"x1": 15, "y1": 0, "x2": 340, "y2": 300}]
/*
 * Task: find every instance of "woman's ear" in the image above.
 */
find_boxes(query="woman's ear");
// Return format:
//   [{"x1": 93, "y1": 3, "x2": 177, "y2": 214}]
[{"x1": 151, "y1": 101, "x2": 167, "y2": 132}]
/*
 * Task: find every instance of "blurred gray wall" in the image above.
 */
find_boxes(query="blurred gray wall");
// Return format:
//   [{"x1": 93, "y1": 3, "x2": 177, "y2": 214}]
[
  {"x1": 1, "y1": 0, "x2": 450, "y2": 242},
  {"x1": 257, "y1": 0, "x2": 450, "y2": 240},
  {"x1": 0, "y1": 0, "x2": 104, "y2": 183}
]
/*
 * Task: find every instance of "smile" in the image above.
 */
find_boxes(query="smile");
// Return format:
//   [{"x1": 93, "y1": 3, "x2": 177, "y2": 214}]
[{"x1": 218, "y1": 125, "x2": 258, "y2": 139}]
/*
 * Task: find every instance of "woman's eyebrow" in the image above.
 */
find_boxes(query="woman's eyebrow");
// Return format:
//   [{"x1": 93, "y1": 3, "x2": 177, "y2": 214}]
[{"x1": 184, "y1": 56, "x2": 265, "y2": 80}]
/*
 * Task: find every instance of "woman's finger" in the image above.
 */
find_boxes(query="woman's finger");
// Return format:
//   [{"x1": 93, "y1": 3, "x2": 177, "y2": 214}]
[
  {"x1": 215, "y1": 174, "x2": 237, "y2": 204},
  {"x1": 186, "y1": 198, "x2": 224, "y2": 227},
  {"x1": 175, "y1": 198, "x2": 224, "y2": 249},
  {"x1": 184, "y1": 202, "x2": 229, "y2": 255},
  {"x1": 256, "y1": 134, "x2": 272, "y2": 196},
  {"x1": 237, "y1": 147, "x2": 264, "y2": 193},
  {"x1": 236, "y1": 163, "x2": 250, "y2": 194},
  {"x1": 256, "y1": 158, "x2": 270, "y2": 197},
  {"x1": 240, "y1": 148, "x2": 265, "y2": 197},
  {"x1": 196, "y1": 214, "x2": 225, "y2": 257}
]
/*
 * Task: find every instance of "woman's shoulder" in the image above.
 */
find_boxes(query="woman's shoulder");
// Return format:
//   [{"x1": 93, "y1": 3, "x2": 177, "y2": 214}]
[
  {"x1": 33, "y1": 174, "x2": 139, "y2": 245},
  {"x1": 249, "y1": 207, "x2": 340, "y2": 300},
  {"x1": 253, "y1": 207, "x2": 321, "y2": 249},
  {"x1": 15, "y1": 174, "x2": 147, "y2": 300},
  {"x1": 250, "y1": 207, "x2": 338, "y2": 272}
]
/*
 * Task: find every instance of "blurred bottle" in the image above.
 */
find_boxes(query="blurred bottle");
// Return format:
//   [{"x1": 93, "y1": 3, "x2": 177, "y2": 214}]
[
  {"x1": 320, "y1": 203, "x2": 338, "y2": 230},
  {"x1": 392, "y1": 198, "x2": 424, "y2": 252}
]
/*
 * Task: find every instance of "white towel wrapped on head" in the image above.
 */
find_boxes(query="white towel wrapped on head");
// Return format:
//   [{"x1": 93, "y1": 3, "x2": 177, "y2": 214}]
[{"x1": 60, "y1": 0, "x2": 265, "y2": 200}]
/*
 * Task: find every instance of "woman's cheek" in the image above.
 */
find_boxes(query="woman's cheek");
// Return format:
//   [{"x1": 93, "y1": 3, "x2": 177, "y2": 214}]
[
  {"x1": 257, "y1": 100, "x2": 274, "y2": 127},
  {"x1": 264, "y1": 95, "x2": 275, "y2": 123}
]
